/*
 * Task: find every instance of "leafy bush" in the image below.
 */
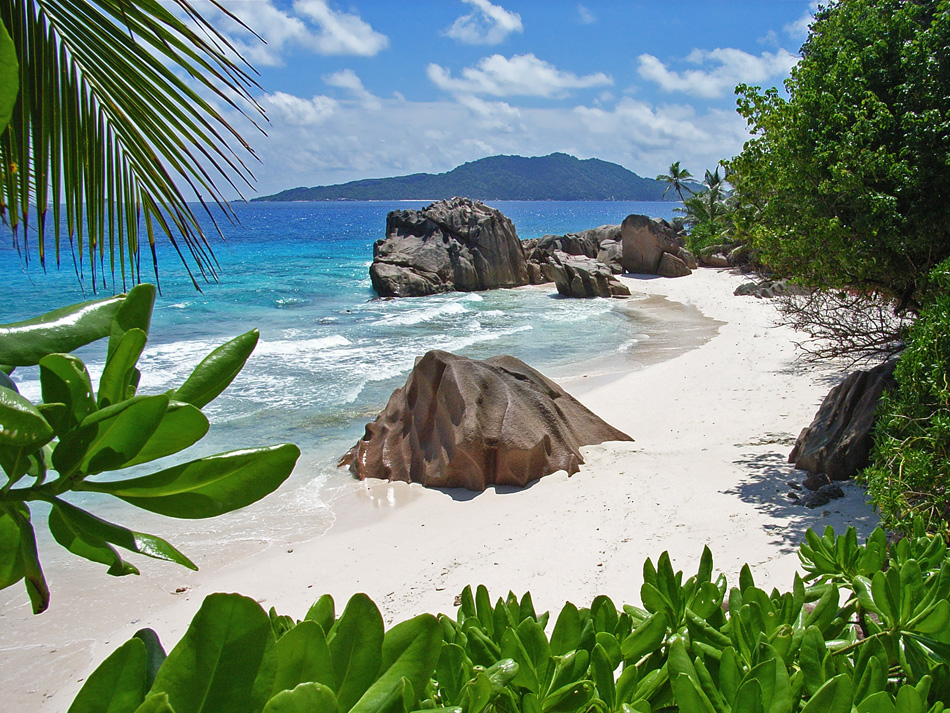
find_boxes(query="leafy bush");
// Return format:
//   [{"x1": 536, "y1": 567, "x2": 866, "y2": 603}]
[
  {"x1": 0, "y1": 285, "x2": 300, "y2": 613},
  {"x1": 863, "y1": 260, "x2": 950, "y2": 537},
  {"x1": 72, "y1": 524, "x2": 950, "y2": 713}
]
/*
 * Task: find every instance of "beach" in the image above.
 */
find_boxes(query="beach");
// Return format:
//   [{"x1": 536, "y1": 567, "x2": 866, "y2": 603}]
[{"x1": 0, "y1": 268, "x2": 880, "y2": 711}]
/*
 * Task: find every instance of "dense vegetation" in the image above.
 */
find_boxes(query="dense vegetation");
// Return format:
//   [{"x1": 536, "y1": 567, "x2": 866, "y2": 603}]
[
  {"x1": 254, "y1": 153, "x2": 674, "y2": 202},
  {"x1": 70, "y1": 525, "x2": 950, "y2": 713}
]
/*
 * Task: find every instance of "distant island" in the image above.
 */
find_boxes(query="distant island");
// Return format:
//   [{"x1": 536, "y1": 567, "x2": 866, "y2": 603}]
[{"x1": 252, "y1": 153, "x2": 677, "y2": 202}]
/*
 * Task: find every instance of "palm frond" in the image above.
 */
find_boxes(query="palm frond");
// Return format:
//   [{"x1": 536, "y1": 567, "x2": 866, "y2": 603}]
[{"x1": 0, "y1": 0, "x2": 266, "y2": 291}]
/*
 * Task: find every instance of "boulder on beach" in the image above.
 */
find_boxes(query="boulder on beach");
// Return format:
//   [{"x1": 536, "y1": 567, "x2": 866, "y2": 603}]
[
  {"x1": 620, "y1": 214, "x2": 692, "y2": 277},
  {"x1": 789, "y1": 359, "x2": 897, "y2": 481},
  {"x1": 546, "y1": 251, "x2": 630, "y2": 298},
  {"x1": 339, "y1": 350, "x2": 633, "y2": 490},
  {"x1": 527, "y1": 225, "x2": 622, "y2": 260},
  {"x1": 370, "y1": 197, "x2": 529, "y2": 297}
]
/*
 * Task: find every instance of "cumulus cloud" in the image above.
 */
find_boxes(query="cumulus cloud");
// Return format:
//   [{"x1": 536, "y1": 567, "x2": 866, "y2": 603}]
[
  {"x1": 428, "y1": 53, "x2": 612, "y2": 98},
  {"x1": 785, "y1": 1, "x2": 819, "y2": 39},
  {"x1": 262, "y1": 91, "x2": 338, "y2": 125},
  {"x1": 194, "y1": 0, "x2": 388, "y2": 66},
  {"x1": 637, "y1": 48, "x2": 798, "y2": 98},
  {"x1": 324, "y1": 69, "x2": 382, "y2": 110},
  {"x1": 577, "y1": 4, "x2": 596, "y2": 25},
  {"x1": 444, "y1": 0, "x2": 523, "y2": 45}
]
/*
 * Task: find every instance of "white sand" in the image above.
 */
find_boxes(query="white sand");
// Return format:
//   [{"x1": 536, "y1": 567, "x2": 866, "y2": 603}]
[{"x1": 0, "y1": 269, "x2": 880, "y2": 711}]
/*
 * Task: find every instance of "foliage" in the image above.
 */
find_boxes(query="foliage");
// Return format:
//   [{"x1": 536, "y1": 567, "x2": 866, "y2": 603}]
[
  {"x1": 862, "y1": 259, "x2": 950, "y2": 536},
  {"x1": 256, "y1": 153, "x2": 674, "y2": 203},
  {"x1": 679, "y1": 167, "x2": 736, "y2": 255},
  {"x1": 728, "y1": 0, "x2": 950, "y2": 312},
  {"x1": 656, "y1": 161, "x2": 694, "y2": 203},
  {"x1": 72, "y1": 524, "x2": 950, "y2": 713},
  {"x1": 0, "y1": 285, "x2": 300, "y2": 613},
  {"x1": 0, "y1": 0, "x2": 264, "y2": 290}
]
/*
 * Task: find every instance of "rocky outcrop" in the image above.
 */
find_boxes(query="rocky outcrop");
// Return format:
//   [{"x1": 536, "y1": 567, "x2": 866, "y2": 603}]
[
  {"x1": 734, "y1": 279, "x2": 808, "y2": 299},
  {"x1": 789, "y1": 360, "x2": 898, "y2": 481},
  {"x1": 370, "y1": 197, "x2": 529, "y2": 297},
  {"x1": 596, "y1": 240, "x2": 623, "y2": 274},
  {"x1": 547, "y1": 251, "x2": 630, "y2": 298},
  {"x1": 339, "y1": 350, "x2": 633, "y2": 490},
  {"x1": 620, "y1": 214, "x2": 692, "y2": 277},
  {"x1": 530, "y1": 225, "x2": 621, "y2": 259}
]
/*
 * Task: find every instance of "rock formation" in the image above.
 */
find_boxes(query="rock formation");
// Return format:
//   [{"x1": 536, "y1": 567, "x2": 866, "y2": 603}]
[
  {"x1": 339, "y1": 350, "x2": 633, "y2": 490},
  {"x1": 546, "y1": 251, "x2": 630, "y2": 298},
  {"x1": 620, "y1": 215, "x2": 692, "y2": 277},
  {"x1": 789, "y1": 359, "x2": 897, "y2": 481},
  {"x1": 596, "y1": 240, "x2": 623, "y2": 274},
  {"x1": 370, "y1": 197, "x2": 529, "y2": 297}
]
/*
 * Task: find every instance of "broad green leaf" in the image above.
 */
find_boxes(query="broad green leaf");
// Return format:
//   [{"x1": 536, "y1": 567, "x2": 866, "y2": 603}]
[
  {"x1": 150, "y1": 593, "x2": 277, "y2": 713},
  {"x1": 732, "y1": 679, "x2": 765, "y2": 713},
  {"x1": 327, "y1": 593, "x2": 385, "y2": 712},
  {"x1": 66, "y1": 638, "x2": 147, "y2": 713},
  {"x1": 98, "y1": 329, "x2": 148, "y2": 408},
  {"x1": 621, "y1": 611, "x2": 668, "y2": 662},
  {"x1": 550, "y1": 602, "x2": 581, "y2": 656},
  {"x1": 673, "y1": 673, "x2": 716, "y2": 713},
  {"x1": 460, "y1": 673, "x2": 492, "y2": 713},
  {"x1": 305, "y1": 594, "x2": 336, "y2": 634},
  {"x1": 0, "y1": 505, "x2": 25, "y2": 589},
  {"x1": 801, "y1": 674, "x2": 852, "y2": 713},
  {"x1": 133, "y1": 629, "x2": 166, "y2": 690},
  {"x1": 47, "y1": 497, "x2": 196, "y2": 572},
  {"x1": 591, "y1": 643, "x2": 616, "y2": 709},
  {"x1": 108, "y1": 285, "x2": 155, "y2": 362},
  {"x1": 0, "y1": 386, "x2": 54, "y2": 449},
  {"x1": 123, "y1": 401, "x2": 209, "y2": 468},
  {"x1": 0, "y1": 295, "x2": 125, "y2": 367},
  {"x1": 0, "y1": 503, "x2": 49, "y2": 613},
  {"x1": 263, "y1": 682, "x2": 338, "y2": 713},
  {"x1": 0, "y1": 17, "x2": 17, "y2": 134},
  {"x1": 132, "y1": 694, "x2": 175, "y2": 713},
  {"x1": 39, "y1": 354, "x2": 98, "y2": 436},
  {"x1": 78, "y1": 444, "x2": 300, "y2": 518},
  {"x1": 350, "y1": 614, "x2": 441, "y2": 713},
  {"x1": 273, "y1": 620, "x2": 335, "y2": 694},
  {"x1": 52, "y1": 395, "x2": 169, "y2": 477},
  {"x1": 437, "y1": 642, "x2": 473, "y2": 702},
  {"x1": 855, "y1": 691, "x2": 896, "y2": 713},
  {"x1": 171, "y1": 330, "x2": 259, "y2": 409}
]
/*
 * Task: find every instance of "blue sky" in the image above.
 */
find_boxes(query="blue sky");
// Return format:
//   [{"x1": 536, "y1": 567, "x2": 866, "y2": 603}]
[{"x1": 201, "y1": 0, "x2": 817, "y2": 197}]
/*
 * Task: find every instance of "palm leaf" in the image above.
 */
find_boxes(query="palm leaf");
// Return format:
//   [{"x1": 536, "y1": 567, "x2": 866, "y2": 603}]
[{"x1": 0, "y1": 0, "x2": 266, "y2": 291}]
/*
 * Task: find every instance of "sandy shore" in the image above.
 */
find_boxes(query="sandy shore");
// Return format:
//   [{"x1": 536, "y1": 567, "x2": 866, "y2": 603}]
[{"x1": 0, "y1": 269, "x2": 880, "y2": 711}]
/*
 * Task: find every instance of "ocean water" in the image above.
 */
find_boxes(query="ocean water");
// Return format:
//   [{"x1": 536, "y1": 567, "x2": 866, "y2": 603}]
[{"x1": 0, "y1": 200, "x2": 683, "y2": 557}]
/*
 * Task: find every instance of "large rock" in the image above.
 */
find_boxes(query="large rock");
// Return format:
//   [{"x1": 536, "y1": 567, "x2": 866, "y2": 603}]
[
  {"x1": 370, "y1": 197, "x2": 529, "y2": 297},
  {"x1": 547, "y1": 251, "x2": 630, "y2": 298},
  {"x1": 339, "y1": 350, "x2": 633, "y2": 490},
  {"x1": 789, "y1": 359, "x2": 898, "y2": 481},
  {"x1": 596, "y1": 239, "x2": 623, "y2": 274},
  {"x1": 530, "y1": 225, "x2": 621, "y2": 259},
  {"x1": 620, "y1": 214, "x2": 692, "y2": 277}
]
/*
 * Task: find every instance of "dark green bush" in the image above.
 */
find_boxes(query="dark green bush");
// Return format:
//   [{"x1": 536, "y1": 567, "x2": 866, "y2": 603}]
[{"x1": 863, "y1": 259, "x2": 950, "y2": 537}]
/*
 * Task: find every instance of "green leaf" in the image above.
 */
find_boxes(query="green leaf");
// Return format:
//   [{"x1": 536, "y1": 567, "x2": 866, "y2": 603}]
[
  {"x1": 150, "y1": 593, "x2": 277, "y2": 713},
  {"x1": 0, "y1": 17, "x2": 17, "y2": 135},
  {"x1": 131, "y1": 694, "x2": 176, "y2": 713},
  {"x1": 66, "y1": 638, "x2": 147, "y2": 713},
  {"x1": 0, "y1": 385, "x2": 54, "y2": 450},
  {"x1": 98, "y1": 329, "x2": 148, "y2": 409},
  {"x1": 52, "y1": 395, "x2": 169, "y2": 478},
  {"x1": 673, "y1": 673, "x2": 716, "y2": 713},
  {"x1": 39, "y1": 354, "x2": 98, "y2": 436},
  {"x1": 855, "y1": 691, "x2": 896, "y2": 713},
  {"x1": 263, "y1": 682, "x2": 338, "y2": 713},
  {"x1": 621, "y1": 611, "x2": 668, "y2": 662},
  {"x1": 273, "y1": 620, "x2": 335, "y2": 694},
  {"x1": 0, "y1": 295, "x2": 125, "y2": 367},
  {"x1": 550, "y1": 602, "x2": 581, "y2": 656},
  {"x1": 123, "y1": 401, "x2": 210, "y2": 468},
  {"x1": 78, "y1": 444, "x2": 300, "y2": 518},
  {"x1": 591, "y1": 644, "x2": 616, "y2": 709},
  {"x1": 108, "y1": 285, "x2": 156, "y2": 362},
  {"x1": 171, "y1": 330, "x2": 260, "y2": 409},
  {"x1": 801, "y1": 674, "x2": 852, "y2": 713},
  {"x1": 305, "y1": 594, "x2": 336, "y2": 633},
  {"x1": 0, "y1": 503, "x2": 49, "y2": 613},
  {"x1": 47, "y1": 497, "x2": 196, "y2": 573},
  {"x1": 350, "y1": 614, "x2": 442, "y2": 713},
  {"x1": 327, "y1": 593, "x2": 385, "y2": 712},
  {"x1": 133, "y1": 629, "x2": 166, "y2": 690}
]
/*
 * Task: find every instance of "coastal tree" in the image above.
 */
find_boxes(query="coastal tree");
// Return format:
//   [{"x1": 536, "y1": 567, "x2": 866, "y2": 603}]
[
  {"x1": 0, "y1": 0, "x2": 264, "y2": 291},
  {"x1": 728, "y1": 0, "x2": 950, "y2": 314},
  {"x1": 655, "y1": 161, "x2": 694, "y2": 203}
]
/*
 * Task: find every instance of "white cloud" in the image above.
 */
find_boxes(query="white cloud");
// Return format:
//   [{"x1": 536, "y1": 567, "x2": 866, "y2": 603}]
[
  {"x1": 577, "y1": 4, "x2": 596, "y2": 25},
  {"x1": 785, "y1": 2, "x2": 819, "y2": 39},
  {"x1": 444, "y1": 0, "x2": 523, "y2": 45},
  {"x1": 262, "y1": 91, "x2": 337, "y2": 125},
  {"x1": 637, "y1": 48, "x2": 798, "y2": 98},
  {"x1": 428, "y1": 53, "x2": 612, "y2": 98},
  {"x1": 324, "y1": 69, "x2": 382, "y2": 110},
  {"x1": 195, "y1": 0, "x2": 388, "y2": 66}
]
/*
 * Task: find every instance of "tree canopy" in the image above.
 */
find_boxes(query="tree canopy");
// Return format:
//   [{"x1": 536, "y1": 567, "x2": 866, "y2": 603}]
[{"x1": 728, "y1": 0, "x2": 950, "y2": 313}]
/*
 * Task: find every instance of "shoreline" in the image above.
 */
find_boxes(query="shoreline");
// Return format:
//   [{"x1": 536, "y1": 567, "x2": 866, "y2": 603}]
[{"x1": 0, "y1": 268, "x2": 880, "y2": 711}]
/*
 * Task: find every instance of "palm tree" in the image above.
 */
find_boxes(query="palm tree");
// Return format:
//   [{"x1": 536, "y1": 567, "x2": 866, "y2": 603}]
[
  {"x1": 0, "y1": 1, "x2": 264, "y2": 292},
  {"x1": 656, "y1": 161, "x2": 694, "y2": 202}
]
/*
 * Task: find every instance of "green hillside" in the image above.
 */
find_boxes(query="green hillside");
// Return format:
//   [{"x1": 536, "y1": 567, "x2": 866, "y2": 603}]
[{"x1": 253, "y1": 153, "x2": 675, "y2": 202}]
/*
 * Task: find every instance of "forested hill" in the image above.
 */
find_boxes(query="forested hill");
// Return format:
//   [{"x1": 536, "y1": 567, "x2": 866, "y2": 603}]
[{"x1": 253, "y1": 153, "x2": 675, "y2": 202}]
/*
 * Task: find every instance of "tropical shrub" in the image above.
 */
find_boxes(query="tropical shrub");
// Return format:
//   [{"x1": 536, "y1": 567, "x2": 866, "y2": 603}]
[
  {"x1": 863, "y1": 260, "x2": 950, "y2": 537},
  {"x1": 0, "y1": 285, "x2": 300, "y2": 613},
  {"x1": 72, "y1": 524, "x2": 950, "y2": 712}
]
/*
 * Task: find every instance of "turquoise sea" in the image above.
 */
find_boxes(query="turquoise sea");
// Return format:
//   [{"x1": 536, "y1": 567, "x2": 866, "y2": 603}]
[{"x1": 0, "y1": 200, "x2": 682, "y2": 554}]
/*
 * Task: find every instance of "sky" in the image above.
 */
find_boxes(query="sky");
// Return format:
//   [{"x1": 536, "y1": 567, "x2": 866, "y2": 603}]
[{"x1": 195, "y1": 0, "x2": 819, "y2": 198}]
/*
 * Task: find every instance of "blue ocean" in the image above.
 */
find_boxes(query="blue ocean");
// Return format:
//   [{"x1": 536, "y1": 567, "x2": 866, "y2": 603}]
[{"x1": 0, "y1": 200, "x2": 683, "y2": 555}]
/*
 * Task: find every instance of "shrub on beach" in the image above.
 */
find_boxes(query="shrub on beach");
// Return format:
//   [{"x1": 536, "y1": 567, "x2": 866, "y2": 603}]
[
  {"x1": 70, "y1": 524, "x2": 950, "y2": 713},
  {"x1": 863, "y1": 260, "x2": 950, "y2": 538}
]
